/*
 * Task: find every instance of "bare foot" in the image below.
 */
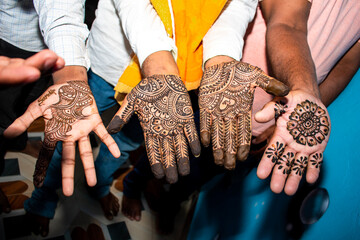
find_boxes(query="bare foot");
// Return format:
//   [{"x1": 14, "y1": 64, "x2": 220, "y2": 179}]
[
  {"x1": 121, "y1": 195, "x2": 142, "y2": 221},
  {"x1": 26, "y1": 212, "x2": 50, "y2": 237},
  {"x1": 0, "y1": 187, "x2": 11, "y2": 214},
  {"x1": 99, "y1": 192, "x2": 119, "y2": 220}
]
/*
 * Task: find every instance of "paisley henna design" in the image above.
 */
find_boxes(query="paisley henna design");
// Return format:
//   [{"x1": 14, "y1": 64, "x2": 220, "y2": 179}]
[
  {"x1": 265, "y1": 141, "x2": 285, "y2": 163},
  {"x1": 291, "y1": 156, "x2": 308, "y2": 176},
  {"x1": 287, "y1": 100, "x2": 330, "y2": 146},
  {"x1": 276, "y1": 152, "x2": 295, "y2": 175},
  {"x1": 199, "y1": 61, "x2": 289, "y2": 167},
  {"x1": 107, "y1": 75, "x2": 200, "y2": 183},
  {"x1": 310, "y1": 152, "x2": 323, "y2": 169},
  {"x1": 34, "y1": 81, "x2": 93, "y2": 187}
]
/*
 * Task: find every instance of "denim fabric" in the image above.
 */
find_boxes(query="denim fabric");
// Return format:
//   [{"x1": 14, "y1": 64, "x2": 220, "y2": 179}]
[{"x1": 24, "y1": 69, "x2": 144, "y2": 218}]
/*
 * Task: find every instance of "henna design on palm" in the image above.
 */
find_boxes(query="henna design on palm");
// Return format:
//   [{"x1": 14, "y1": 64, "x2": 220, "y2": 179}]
[
  {"x1": 107, "y1": 75, "x2": 200, "y2": 183},
  {"x1": 34, "y1": 81, "x2": 93, "y2": 187},
  {"x1": 287, "y1": 100, "x2": 330, "y2": 146},
  {"x1": 199, "y1": 61, "x2": 289, "y2": 169}
]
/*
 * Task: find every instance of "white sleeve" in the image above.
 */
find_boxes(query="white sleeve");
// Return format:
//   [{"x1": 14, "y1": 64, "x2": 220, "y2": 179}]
[
  {"x1": 113, "y1": 0, "x2": 177, "y2": 67},
  {"x1": 203, "y1": 0, "x2": 258, "y2": 66},
  {"x1": 33, "y1": 0, "x2": 90, "y2": 68}
]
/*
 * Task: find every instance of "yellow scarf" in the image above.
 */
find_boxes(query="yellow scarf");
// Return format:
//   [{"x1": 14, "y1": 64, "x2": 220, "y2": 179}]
[{"x1": 114, "y1": 0, "x2": 227, "y2": 102}]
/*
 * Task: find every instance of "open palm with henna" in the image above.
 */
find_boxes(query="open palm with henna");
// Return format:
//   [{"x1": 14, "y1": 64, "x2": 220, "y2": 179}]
[
  {"x1": 107, "y1": 74, "x2": 201, "y2": 184},
  {"x1": 4, "y1": 81, "x2": 120, "y2": 196},
  {"x1": 255, "y1": 90, "x2": 331, "y2": 195},
  {"x1": 199, "y1": 61, "x2": 289, "y2": 169}
]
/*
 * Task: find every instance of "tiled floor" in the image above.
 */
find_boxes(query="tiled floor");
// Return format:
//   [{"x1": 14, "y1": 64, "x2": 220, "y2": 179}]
[{"x1": 0, "y1": 131, "x2": 195, "y2": 240}]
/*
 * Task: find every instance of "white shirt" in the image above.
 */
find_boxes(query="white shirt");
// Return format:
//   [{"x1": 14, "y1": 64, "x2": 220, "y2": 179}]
[
  {"x1": 87, "y1": 0, "x2": 258, "y2": 87},
  {"x1": 0, "y1": 0, "x2": 89, "y2": 68}
]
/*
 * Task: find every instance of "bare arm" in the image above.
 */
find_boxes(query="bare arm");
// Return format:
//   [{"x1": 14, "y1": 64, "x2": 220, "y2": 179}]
[
  {"x1": 319, "y1": 41, "x2": 360, "y2": 107},
  {"x1": 261, "y1": 0, "x2": 319, "y2": 97}
]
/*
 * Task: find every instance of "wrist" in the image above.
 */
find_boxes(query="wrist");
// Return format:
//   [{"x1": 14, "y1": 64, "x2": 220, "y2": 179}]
[
  {"x1": 204, "y1": 55, "x2": 235, "y2": 69},
  {"x1": 142, "y1": 51, "x2": 179, "y2": 77},
  {"x1": 52, "y1": 66, "x2": 88, "y2": 84}
]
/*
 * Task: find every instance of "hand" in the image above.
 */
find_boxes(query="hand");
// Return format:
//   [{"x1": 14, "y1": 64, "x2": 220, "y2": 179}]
[
  {"x1": 0, "y1": 50, "x2": 64, "y2": 85},
  {"x1": 198, "y1": 61, "x2": 289, "y2": 169},
  {"x1": 107, "y1": 74, "x2": 201, "y2": 183},
  {"x1": 255, "y1": 90, "x2": 331, "y2": 195},
  {"x1": 4, "y1": 81, "x2": 120, "y2": 196}
]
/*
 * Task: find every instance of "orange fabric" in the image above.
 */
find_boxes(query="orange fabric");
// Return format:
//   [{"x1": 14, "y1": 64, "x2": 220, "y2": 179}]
[{"x1": 114, "y1": 0, "x2": 227, "y2": 96}]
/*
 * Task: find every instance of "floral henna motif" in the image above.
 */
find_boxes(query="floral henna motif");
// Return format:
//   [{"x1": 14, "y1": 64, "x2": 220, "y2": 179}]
[
  {"x1": 34, "y1": 81, "x2": 93, "y2": 187},
  {"x1": 310, "y1": 152, "x2": 323, "y2": 168},
  {"x1": 265, "y1": 141, "x2": 285, "y2": 163},
  {"x1": 287, "y1": 100, "x2": 330, "y2": 146},
  {"x1": 276, "y1": 152, "x2": 295, "y2": 175},
  {"x1": 291, "y1": 156, "x2": 308, "y2": 176}
]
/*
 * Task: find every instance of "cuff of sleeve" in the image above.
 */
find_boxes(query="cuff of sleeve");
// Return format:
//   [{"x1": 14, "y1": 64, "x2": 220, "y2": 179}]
[
  {"x1": 203, "y1": 35, "x2": 243, "y2": 69},
  {"x1": 135, "y1": 36, "x2": 177, "y2": 67},
  {"x1": 48, "y1": 36, "x2": 90, "y2": 70}
]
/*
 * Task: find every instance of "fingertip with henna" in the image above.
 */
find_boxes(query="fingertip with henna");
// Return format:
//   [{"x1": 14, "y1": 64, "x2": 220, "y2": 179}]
[
  {"x1": 237, "y1": 145, "x2": 250, "y2": 161},
  {"x1": 266, "y1": 78, "x2": 290, "y2": 97},
  {"x1": 190, "y1": 140, "x2": 201, "y2": 157},
  {"x1": 200, "y1": 131, "x2": 210, "y2": 147},
  {"x1": 107, "y1": 116, "x2": 125, "y2": 134}
]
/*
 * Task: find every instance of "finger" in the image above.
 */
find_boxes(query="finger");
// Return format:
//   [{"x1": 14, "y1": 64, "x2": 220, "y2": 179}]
[
  {"x1": 94, "y1": 122, "x2": 120, "y2": 158},
  {"x1": 255, "y1": 71, "x2": 289, "y2": 97},
  {"x1": 200, "y1": 108, "x2": 212, "y2": 147},
  {"x1": 174, "y1": 131, "x2": 190, "y2": 176},
  {"x1": 3, "y1": 102, "x2": 42, "y2": 138},
  {"x1": 0, "y1": 62, "x2": 40, "y2": 84},
  {"x1": 236, "y1": 113, "x2": 251, "y2": 161},
  {"x1": 184, "y1": 121, "x2": 201, "y2": 157},
  {"x1": 107, "y1": 95, "x2": 135, "y2": 134},
  {"x1": 224, "y1": 118, "x2": 237, "y2": 169},
  {"x1": 144, "y1": 134, "x2": 164, "y2": 179},
  {"x1": 284, "y1": 154, "x2": 308, "y2": 196},
  {"x1": 161, "y1": 137, "x2": 178, "y2": 184},
  {"x1": 306, "y1": 152, "x2": 323, "y2": 184},
  {"x1": 270, "y1": 148, "x2": 295, "y2": 194},
  {"x1": 257, "y1": 137, "x2": 286, "y2": 179},
  {"x1": 78, "y1": 136, "x2": 96, "y2": 187},
  {"x1": 33, "y1": 140, "x2": 56, "y2": 188},
  {"x1": 25, "y1": 49, "x2": 63, "y2": 74},
  {"x1": 61, "y1": 141, "x2": 76, "y2": 196},
  {"x1": 254, "y1": 101, "x2": 278, "y2": 123},
  {"x1": 211, "y1": 117, "x2": 225, "y2": 165}
]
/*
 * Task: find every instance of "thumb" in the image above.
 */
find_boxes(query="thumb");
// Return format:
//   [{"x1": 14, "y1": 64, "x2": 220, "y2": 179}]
[
  {"x1": 3, "y1": 102, "x2": 42, "y2": 138},
  {"x1": 254, "y1": 101, "x2": 277, "y2": 123},
  {"x1": 107, "y1": 95, "x2": 134, "y2": 134}
]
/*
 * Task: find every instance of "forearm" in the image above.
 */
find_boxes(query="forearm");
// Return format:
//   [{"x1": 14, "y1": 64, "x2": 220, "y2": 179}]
[
  {"x1": 319, "y1": 41, "x2": 360, "y2": 106},
  {"x1": 266, "y1": 24, "x2": 320, "y2": 97},
  {"x1": 34, "y1": 0, "x2": 89, "y2": 68},
  {"x1": 203, "y1": 0, "x2": 258, "y2": 65},
  {"x1": 114, "y1": 0, "x2": 176, "y2": 67}
]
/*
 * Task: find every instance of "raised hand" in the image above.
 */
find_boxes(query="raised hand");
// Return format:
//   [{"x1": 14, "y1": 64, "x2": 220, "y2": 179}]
[
  {"x1": 4, "y1": 81, "x2": 120, "y2": 196},
  {"x1": 199, "y1": 61, "x2": 289, "y2": 169},
  {"x1": 255, "y1": 90, "x2": 331, "y2": 195},
  {"x1": 107, "y1": 74, "x2": 201, "y2": 183}
]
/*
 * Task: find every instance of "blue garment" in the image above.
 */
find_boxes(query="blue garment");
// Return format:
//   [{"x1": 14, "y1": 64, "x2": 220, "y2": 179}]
[{"x1": 24, "y1": 70, "x2": 144, "y2": 218}]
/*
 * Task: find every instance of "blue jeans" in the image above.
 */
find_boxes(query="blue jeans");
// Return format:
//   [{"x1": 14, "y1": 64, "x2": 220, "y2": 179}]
[{"x1": 24, "y1": 70, "x2": 144, "y2": 218}]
